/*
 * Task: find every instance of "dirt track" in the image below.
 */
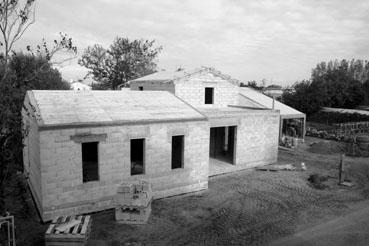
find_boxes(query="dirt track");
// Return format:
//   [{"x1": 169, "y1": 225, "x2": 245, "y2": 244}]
[
  {"x1": 270, "y1": 200, "x2": 369, "y2": 246},
  {"x1": 88, "y1": 137, "x2": 369, "y2": 246}
]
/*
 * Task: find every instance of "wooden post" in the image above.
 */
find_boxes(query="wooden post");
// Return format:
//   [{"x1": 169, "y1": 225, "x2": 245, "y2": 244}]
[
  {"x1": 338, "y1": 154, "x2": 345, "y2": 184},
  {"x1": 352, "y1": 135, "x2": 356, "y2": 156},
  {"x1": 272, "y1": 96, "x2": 275, "y2": 109}
]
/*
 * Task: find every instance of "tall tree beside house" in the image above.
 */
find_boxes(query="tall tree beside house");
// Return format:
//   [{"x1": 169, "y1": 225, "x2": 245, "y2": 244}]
[
  {"x1": 79, "y1": 37, "x2": 162, "y2": 90},
  {"x1": 0, "y1": 53, "x2": 72, "y2": 214},
  {"x1": 0, "y1": 0, "x2": 77, "y2": 214}
]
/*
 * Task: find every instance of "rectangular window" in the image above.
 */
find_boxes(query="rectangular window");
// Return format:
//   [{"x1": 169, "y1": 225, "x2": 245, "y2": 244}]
[
  {"x1": 82, "y1": 142, "x2": 99, "y2": 182},
  {"x1": 171, "y1": 135, "x2": 184, "y2": 169},
  {"x1": 138, "y1": 86, "x2": 143, "y2": 91},
  {"x1": 131, "y1": 139, "x2": 145, "y2": 175},
  {"x1": 205, "y1": 87, "x2": 214, "y2": 104}
]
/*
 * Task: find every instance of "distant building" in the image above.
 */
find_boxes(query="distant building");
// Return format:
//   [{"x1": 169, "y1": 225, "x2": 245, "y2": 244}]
[
  {"x1": 263, "y1": 84, "x2": 283, "y2": 98},
  {"x1": 70, "y1": 80, "x2": 91, "y2": 91}
]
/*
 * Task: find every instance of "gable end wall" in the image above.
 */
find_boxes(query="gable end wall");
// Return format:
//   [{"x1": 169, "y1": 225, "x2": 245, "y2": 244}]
[
  {"x1": 175, "y1": 72, "x2": 239, "y2": 108},
  {"x1": 22, "y1": 94, "x2": 43, "y2": 215}
]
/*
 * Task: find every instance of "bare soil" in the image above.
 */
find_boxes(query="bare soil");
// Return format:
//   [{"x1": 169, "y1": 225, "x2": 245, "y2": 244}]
[{"x1": 7, "y1": 137, "x2": 369, "y2": 245}]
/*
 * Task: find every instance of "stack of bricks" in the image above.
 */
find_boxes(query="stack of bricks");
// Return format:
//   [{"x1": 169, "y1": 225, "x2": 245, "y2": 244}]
[{"x1": 115, "y1": 180, "x2": 153, "y2": 224}]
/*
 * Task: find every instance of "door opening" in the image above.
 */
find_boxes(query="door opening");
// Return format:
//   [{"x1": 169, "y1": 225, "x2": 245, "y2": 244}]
[{"x1": 209, "y1": 126, "x2": 236, "y2": 164}]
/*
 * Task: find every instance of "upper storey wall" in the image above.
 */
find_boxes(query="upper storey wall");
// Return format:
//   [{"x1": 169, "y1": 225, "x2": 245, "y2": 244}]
[{"x1": 174, "y1": 72, "x2": 239, "y2": 108}]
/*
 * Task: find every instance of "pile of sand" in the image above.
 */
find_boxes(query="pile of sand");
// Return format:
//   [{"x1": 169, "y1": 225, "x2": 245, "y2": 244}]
[{"x1": 308, "y1": 140, "x2": 347, "y2": 155}]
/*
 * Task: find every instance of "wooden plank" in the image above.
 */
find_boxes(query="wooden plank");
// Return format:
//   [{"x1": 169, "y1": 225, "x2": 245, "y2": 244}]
[
  {"x1": 72, "y1": 216, "x2": 82, "y2": 234},
  {"x1": 61, "y1": 216, "x2": 67, "y2": 223},
  {"x1": 45, "y1": 233, "x2": 85, "y2": 240},
  {"x1": 68, "y1": 216, "x2": 76, "y2": 234},
  {"x1": 56, "y1": 219, "x2": 81, "y2": 233},
  {"x1": 54, "y1": 216, "x2": 67, "y2": 234},
  {"x1": 45, "y1": 224, "x2": 55, "y2": 235},
  {"x1": 51, "y1": 216, "x2": 59, "y2": 224},
  {"x1": 80, "y1": 216, "x2": 90, "y2": 234}
]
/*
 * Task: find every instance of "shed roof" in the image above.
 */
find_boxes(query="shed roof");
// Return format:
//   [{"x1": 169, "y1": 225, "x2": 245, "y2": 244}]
[
  {"x1": 239, "y1": 87, "x2": 305, "y2": 118},
  {"x1": 26, "y1": 90, "x2": 206, "y2": 129},
  {"x1": 322, "y1": 107, "x2": 369, "y2": 116}
]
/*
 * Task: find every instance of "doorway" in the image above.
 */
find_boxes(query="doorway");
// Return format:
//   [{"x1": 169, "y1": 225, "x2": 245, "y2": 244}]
[{"x1": 209, "y1": 126, "x2": 236, "y2": 164}]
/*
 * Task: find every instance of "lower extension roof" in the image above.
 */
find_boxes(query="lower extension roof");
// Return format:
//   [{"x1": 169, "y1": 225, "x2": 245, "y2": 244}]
[
  {"x1": 26, "y1": 90, "x2": 207, "y2": 129},
  {"x1": 239, "y1": 87, "x2": 305, "y2": 119}
]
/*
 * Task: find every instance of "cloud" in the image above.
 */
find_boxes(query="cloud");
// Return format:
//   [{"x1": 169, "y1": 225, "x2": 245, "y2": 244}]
[{"x1": 14, "y1": 0, "x2": 369, "y2": 85}]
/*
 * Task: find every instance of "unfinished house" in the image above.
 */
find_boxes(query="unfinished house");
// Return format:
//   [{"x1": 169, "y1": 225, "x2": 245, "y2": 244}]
[
  {"x1": 130, "y1": 67, "x2": 305, "y2": 141},
  {"x1": 22, "y1": 90, "x2": 209, "y2": 221},
  {"x1": 23, "y1": 67, "x2": 282, "y2": 221},
  {"x1": 239, "y1": 87, "x2": 306, "y2": 139},
  {"x1": 130, "y1": 67, "x2": 280, "y2": 176}
]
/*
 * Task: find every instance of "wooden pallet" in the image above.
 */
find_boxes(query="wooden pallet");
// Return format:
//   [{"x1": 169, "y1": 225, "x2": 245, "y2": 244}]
[
  {"x1": 115, "y1": 200, "x2": 152, "y2": 224},
  {"x1": 45, "y1": 215, "x2": 92, "y2": 246}
]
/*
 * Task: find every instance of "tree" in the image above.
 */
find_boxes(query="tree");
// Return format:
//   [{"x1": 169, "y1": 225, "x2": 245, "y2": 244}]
[
  {"x1": 247, "y1": 80, "x2": 263, "y2": 90},
  {"x1": 282, "y1": 80, "x2": 326, "y2": 116},
  {"x1": 0, "y1": 52, "x2": 72, "y2": 213},
  {"x1": 0, "y1": 0, "x2": 77, "y2": 214},
  {"x1": 79, "y1": 37, "x2": 162, "y2": 90},
  {"x1": 363, "y1": 79, "x2": 369, "y2": 105},
  {"x1": 283, "y1": 59, "x2": 367, "y2": 117},
  {"x1": 9, "y1": 52, "x2": 70, "y2": 89},
  {"x1": 0, "y1": 0, "x2": 35, "y2": 81}
]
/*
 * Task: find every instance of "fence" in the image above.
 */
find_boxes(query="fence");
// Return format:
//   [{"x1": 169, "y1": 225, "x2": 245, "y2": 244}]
[
  {"x1": 333, "y1": 121, "x2": 369, "y2": 137},
  {"x1": 0, "y1": 214, "x2": 16, "y2": 246}
]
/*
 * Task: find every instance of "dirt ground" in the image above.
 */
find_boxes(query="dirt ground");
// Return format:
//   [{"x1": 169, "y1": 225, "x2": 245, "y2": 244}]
[{"x1": 6, "y1": 136, "x2": 369, "y2": 245}]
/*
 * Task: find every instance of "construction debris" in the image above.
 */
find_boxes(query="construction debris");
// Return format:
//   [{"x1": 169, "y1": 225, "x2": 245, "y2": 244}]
[
  {"x1": 115, "y1": 180, "x2": 153, "y2": 224},
  {"x1": 339, "y1": 181, "x2": 354, "y2": 187},
  {"x1": 301, "y1": 162, "x2": 307, "y2": 171},
  {"x1": 278, "y1": 145, "x2": 294, "y2": 151},
  {"x1": 256, "y1": 164, "x2": 297, "y2": 172},
  {"x1": 308, "y1": 173, "x2": 329, "y2": 190}
]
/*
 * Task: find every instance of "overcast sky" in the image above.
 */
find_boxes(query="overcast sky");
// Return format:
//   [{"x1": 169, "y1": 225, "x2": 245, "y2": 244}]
[{"x1": 16, "y1": 0, "x2": 369, "y2": 85}]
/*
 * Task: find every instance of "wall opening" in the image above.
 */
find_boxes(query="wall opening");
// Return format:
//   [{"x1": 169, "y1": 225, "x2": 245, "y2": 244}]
[
  {"x1": 205, "y1": 87, "x2": 214, "y2": 104},
  {"x1": 131, "y1": 138, "x2": 145, "y2": 175},
  {"x1": 282, "y1": 118, "x2": 304, "y2": 138},
  {"x1": 82, "y1": 142, "x2": 99, "y2": 182},
  {"x1": 171, "y1": 135, "x2": 184, "y2": 169},
  {"x1": 138, "y1": 86, "x2": 143, "y2": 91},
  {"x1": 209, "y1": 126, "x2": 236, "y2": 164}
]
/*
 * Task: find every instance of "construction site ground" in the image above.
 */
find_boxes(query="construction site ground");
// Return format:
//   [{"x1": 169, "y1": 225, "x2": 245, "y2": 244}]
[{"x1": 11, "y1": 136, "x2": 369, "y2": 245}]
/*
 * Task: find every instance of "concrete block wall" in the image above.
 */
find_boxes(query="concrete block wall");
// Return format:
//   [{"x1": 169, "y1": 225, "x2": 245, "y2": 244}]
[
  {"x1": 130, "y1": 81, "x2": 175, "y2": 93},
  {"x1": 38, "y1": 120, "x2": 209, "y2": 221},
  {"x1": 22, "y1": 95, "x2": 43, "y2": 215},
  {"x1": 235, "y1": 111, "x2": 279, "y2": 168},
  {"x1": 175, "y1": 71, "x2": 239, "y2": 108}
]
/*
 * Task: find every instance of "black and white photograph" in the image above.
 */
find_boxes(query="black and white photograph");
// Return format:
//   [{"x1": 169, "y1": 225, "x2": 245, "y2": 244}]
[{"x1": 1, "y1": 0, "x2": 369, "y2": 245}]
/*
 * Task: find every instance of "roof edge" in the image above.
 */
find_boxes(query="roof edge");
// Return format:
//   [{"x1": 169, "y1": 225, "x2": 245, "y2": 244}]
[
  {"x1": 25, "y1": 90, "x2": 45, "y2": 126},
  {"x1": 174, "y1": 66, "x2": 241, "y2": 86},
  {"x1": 38, "y1": 117, "x2": 208, "y2": 131},
  {"x1": 129, "y1": 66, "x2": 242, "y2": 87}
]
